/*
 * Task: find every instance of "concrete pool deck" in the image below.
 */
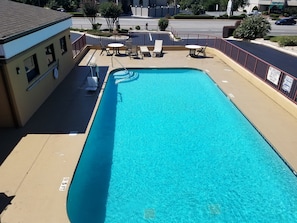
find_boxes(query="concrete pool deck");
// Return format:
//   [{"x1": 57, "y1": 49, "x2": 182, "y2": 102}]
[{"x1": 1, "y1": 47, "x2": 297, "y2": 222}]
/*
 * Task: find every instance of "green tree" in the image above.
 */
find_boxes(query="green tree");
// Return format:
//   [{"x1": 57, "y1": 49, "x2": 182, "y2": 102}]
[
  {"x1": 99, "y1": 2, "x2": 122, "y2": 31},
  {"x1": 83, "y1": 1, "x2": 99, "y2": 30},
  {"x1": 233, "y1": 15, "x2": 271, "y2": 40},
  {"x1": 232, "y1": 0, "x2": 248, "y2": 12},
  {"x1": 191, "y1": 3, "x2": 204, "y2": 15}
]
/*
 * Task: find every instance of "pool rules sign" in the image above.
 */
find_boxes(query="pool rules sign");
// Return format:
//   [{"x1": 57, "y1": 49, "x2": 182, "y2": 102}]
[{"x1": 267, "y1": 66, "x2": 281, "y2": 86}]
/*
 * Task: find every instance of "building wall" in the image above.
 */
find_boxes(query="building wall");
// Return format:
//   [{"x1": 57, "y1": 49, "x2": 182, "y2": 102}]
[
  {"x1": 1, "y1": 30, "x2": 74, "y2": 127},
  {"x1": 131, "y1": 6, "x2": 180, "y2": 17},
  {"x1": 247, "y1": 0, "x2": 297, "y2": 12},
  {"x1": 287, "y1": 0, "x2": 297, "y2": 6},
  {"x1": 0, "y1": 65, "x2": 15, "y2": 127}
]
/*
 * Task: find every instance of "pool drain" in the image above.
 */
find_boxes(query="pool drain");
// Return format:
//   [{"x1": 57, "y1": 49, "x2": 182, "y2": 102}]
[
  {"x1": 144, "y1": 208, "x2": 155, "y2": 219},
  {"x1": 208, "y1": 204, "x2": 221, "y2": 215}
]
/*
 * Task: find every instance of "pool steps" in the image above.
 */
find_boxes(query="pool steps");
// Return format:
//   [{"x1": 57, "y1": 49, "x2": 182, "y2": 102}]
[{"x1": 113, "y1": 70, "x2": 139, "y2": 84}]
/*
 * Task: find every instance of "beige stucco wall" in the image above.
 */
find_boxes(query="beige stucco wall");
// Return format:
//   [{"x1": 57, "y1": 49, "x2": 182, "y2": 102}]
[{"x1": 2, "y1": 29, "x2": 74, "y2": 127}]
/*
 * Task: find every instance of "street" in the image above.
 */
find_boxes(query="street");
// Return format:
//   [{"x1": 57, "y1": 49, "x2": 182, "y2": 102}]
[{"x1": 72, "y1": 16, "x2": 297, "y2": 37}]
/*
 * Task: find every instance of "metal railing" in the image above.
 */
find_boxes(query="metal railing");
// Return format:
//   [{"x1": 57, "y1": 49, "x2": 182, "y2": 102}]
[
  {"x1": 71, "y1": 32, "x2": 297, "y2": 105},
  {"x1": 213, "y1": 38, "x2": 297, "y2": 104},
  {"x1": 72, "y1": 34, "x2": 86, "y2": 58}
]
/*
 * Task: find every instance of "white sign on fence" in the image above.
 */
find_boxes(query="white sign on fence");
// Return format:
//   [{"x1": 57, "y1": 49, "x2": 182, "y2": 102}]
[
  {"x1": 281, "y1": 75, "x2": 294, "y2": 93},
  {"x1": 267, "y1": 66, "x2": 281, "y2": 85}
]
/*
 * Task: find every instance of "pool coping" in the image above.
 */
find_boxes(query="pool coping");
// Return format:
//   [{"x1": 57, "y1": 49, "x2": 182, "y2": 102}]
[{"x1": 1, "y1": 48, "x2": 297, "y2": 222}]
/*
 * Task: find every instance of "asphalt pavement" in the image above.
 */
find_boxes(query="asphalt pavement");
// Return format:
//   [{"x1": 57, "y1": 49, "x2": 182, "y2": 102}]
[
  {"x1": 74, "y1": 31, "x2": 297, "y2": 78},
  {"x1": 228, "y1": 40, "x2": 297, "y2": 77}
]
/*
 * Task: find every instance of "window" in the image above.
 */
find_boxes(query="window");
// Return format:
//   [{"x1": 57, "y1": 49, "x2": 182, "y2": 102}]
[
  {"x1": 60, "y1": 36, "x2": 67, "y2": 54},
  {"x1": 24, "y1": 54, "x2": 40, "y2": 83},
  {"x1": 45, "y1": 44, "x2": 56, "y2": 66}
]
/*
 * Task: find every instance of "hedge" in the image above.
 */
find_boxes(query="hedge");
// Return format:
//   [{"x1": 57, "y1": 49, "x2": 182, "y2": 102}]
[{"x1": 173, "y1": 15, "x2": 215, "y2": 19}]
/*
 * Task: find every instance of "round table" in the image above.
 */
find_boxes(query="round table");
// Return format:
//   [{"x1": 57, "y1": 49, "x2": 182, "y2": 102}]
[
  {"x1": 108, "y1": 43, "x2": 124, "y2": 55},
  {"x1": 185, "y1": 45, "x2": 202, "y2": 57}
]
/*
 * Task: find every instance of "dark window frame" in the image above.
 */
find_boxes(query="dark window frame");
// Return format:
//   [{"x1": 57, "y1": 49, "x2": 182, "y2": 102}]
[
  {"x1": 24, "y1": 54, "x2": 40, "y2": 83},
  {"x1": 60, "y1": 36, "x2": 67, "y2": 55},
  {"x1": 45, "y1": 44, "x2": 56, "y2": 66}
]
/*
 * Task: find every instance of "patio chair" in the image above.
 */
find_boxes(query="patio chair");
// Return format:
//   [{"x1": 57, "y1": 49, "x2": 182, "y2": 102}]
[
  {"x1": 140, "y1": 46, "x2": 151, "y2": 57},
  {"x1": 124, "y1": 40, "x2": 133, "y2": 55},
  {"x1": 99, "y1": 42, "x2": 111, "y2": 56},
  {"x1": 129, "y1": 45, "x2": 142, "y2": 59},
  {"x1": 196, "y1": 45, "x2": 207, "y2": 57},
  {"x1": 153, "y1": 40, "x2": 163, "y2": 57}
]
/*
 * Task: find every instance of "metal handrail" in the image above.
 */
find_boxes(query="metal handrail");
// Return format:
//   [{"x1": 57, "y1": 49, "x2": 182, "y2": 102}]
[{"x1": 111, "y1": 55, "x2": 129, "y2": 73}]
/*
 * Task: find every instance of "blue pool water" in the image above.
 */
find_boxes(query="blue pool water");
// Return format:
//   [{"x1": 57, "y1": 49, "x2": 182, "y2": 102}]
[{"x1": 67, "y1": 68, "x2": 297, "y2": 222}]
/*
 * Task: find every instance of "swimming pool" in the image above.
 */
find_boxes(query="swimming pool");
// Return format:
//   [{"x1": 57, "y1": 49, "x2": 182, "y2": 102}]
[{"x1": 67, "y1": 68, "x2": 297, "y2": 222}]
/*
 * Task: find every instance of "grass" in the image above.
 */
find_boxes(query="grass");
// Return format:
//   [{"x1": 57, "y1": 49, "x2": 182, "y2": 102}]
[
  {"x1": 70, "y1": 28, "x2": 130, "y2": 37},
  {"x1": 269, "y1": 36, "x2": 297, "y2": 46}
]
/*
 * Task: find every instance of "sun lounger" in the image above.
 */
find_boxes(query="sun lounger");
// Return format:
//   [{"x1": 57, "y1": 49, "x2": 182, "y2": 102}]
[
  {"x1": 153, "y1": 40, "x2": 163, "y2": 57},
  {"x1": 140, "y1": 46, "x2": 151, "y2": 57}
]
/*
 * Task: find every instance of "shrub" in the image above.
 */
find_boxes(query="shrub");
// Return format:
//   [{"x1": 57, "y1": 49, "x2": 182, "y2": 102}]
[
  {"x1": 268, "y1": 36, "x2": 297, "y2": 46},
  {"x1": 92, "y1": 23, "x2": 102, "y2": 30},
  {"x1": 135, "y1": 25, "x2": 141, "y2": 30},
  {"x1": 191, "y1": 3, "x2": 204, "y2": 15},
  {"x1": 158, "y1": 17, "x2": 169, "y2": 31},
  {"x1": 70, "y1": 12, "x2": 84, "y2": 17},
  {"x1": 233, "y1": 15, "x2": 271, "y2": 40},
  {"x1": 270, "y1": 36, "x2": 280, "y2": 42},
  {"x1": 218, "y1": 14, "x2": 229, "y2": 19},
  {"x1": 270, "y1": 14, "x2": 280, "y2": 20},
  {"x1": 118, "y1": 29, "x2": 129, "y2": 33},
  {"x1": 277, "y1": 36, "x2": 297, "y2": 46},
  {"x1": 229, "y1": 14, "x2": 246, "y2": 20},
  {"x1": 263, "y1": 35, "x2": 272, "y2": 40},
  {"x1": 85, "y1": 29, "x2": 113, "y2": 37},
  {"x1": 174, "y1": 15, "x2": 214, "y2": 19}
]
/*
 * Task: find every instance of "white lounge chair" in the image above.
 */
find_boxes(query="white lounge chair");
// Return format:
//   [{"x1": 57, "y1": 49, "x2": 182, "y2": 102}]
[
  {"x1": 153, "y1": 40, "x2": 163, "y2": 57},
  {"x1": 140, "y1": 46, "x2": 151, "y2": 57}
]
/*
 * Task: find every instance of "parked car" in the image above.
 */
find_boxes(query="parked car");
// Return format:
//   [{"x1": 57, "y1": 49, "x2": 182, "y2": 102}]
[
  {"x1": 247, "y1": 10, "x2": 261, "y2": 16},
  {"x1": 275, "y1": 18, "x2": 296, "y2": 25},
  {"x1": 56, "y1": 8, "x2": 65, "y2": 12}
]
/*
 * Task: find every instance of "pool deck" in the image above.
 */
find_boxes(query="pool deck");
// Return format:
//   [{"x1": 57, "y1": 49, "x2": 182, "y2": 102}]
[{"x1": 1, "y1": 47, "x2": 297, "y2": 222}]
